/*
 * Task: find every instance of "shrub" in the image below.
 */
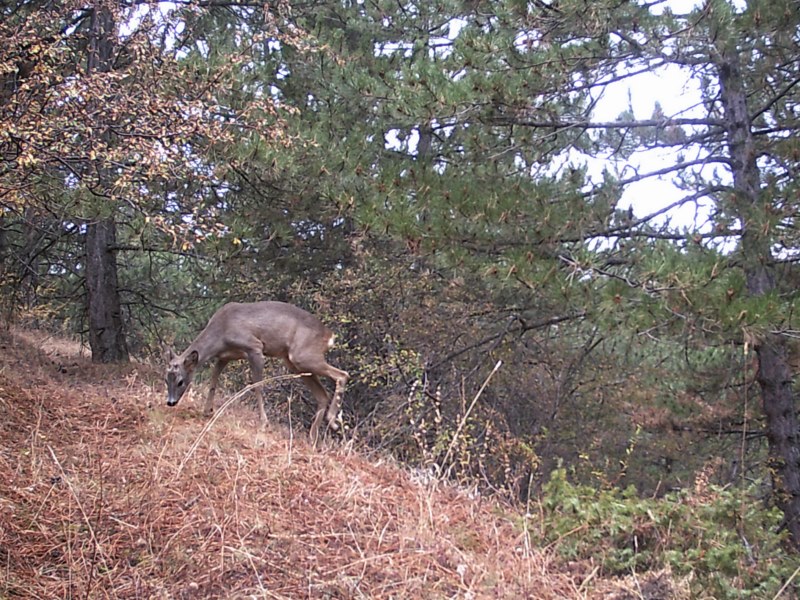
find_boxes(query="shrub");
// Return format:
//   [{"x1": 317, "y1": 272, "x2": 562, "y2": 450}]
[{"x1": 539, "y1": 468, "x2": 797, "y2": 599}]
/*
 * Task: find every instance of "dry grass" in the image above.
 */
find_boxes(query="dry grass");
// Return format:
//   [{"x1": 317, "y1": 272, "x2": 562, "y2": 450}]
[{"x1": 0, "y1": 328, "x2": 674, "y2": 599}]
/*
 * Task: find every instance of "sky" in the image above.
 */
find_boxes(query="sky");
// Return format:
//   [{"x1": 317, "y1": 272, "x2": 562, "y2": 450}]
[
  {"x1": 591, "y1": 63, "x2": 711, "y2": 231},
  {"x1": 588, "y1": 0, "x2": 732, "y2": 232}
]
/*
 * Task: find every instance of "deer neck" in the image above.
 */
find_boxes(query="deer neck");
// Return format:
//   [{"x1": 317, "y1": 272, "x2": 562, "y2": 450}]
[{"x1": 182, "y1": 326, "x2": 226, "y2": 367}]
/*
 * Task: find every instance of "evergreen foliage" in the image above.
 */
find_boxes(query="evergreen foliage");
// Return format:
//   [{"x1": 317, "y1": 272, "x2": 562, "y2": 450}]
[{"x1": 542, "y1": 467, "x2": 795, "y2": 598}]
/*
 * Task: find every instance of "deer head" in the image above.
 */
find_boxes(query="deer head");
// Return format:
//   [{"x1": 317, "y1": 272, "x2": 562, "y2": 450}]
[{"x1": 164, "y1": 347, "x2": 199, "y2": 406}]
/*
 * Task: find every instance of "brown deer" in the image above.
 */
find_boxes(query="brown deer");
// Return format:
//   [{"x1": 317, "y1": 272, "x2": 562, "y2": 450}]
[{"x1": 164, "y1": 301, "x2": 348, "y2": 444}]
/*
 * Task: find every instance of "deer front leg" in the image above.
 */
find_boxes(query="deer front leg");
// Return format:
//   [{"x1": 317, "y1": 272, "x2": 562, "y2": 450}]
[
  {"x1": 205, "y1": 358, "x2": 230, "y2": 416},
  {"x1": 247, "y1": 350, "x2": 267, "y2": 425}
]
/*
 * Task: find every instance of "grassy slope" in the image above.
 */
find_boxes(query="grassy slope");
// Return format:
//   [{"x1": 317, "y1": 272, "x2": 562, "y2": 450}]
[{"x1": 0, "y1": 328, "x2": 673, "y2": 599}]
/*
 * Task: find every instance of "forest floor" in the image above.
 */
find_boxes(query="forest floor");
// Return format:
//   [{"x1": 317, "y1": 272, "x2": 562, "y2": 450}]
[{"x1": 0, "y1": 327, "x2": 685, "y2": 599}]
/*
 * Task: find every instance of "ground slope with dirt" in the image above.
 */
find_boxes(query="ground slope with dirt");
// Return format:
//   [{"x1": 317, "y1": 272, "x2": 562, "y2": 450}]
[{"x1": 0, "y1": 328, "x2": 676, "y2": 599}]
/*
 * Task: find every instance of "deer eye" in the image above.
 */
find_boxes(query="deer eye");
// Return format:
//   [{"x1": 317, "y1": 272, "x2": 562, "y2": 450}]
[{"x1": 177, "y1": 379, "x2": 185, "y2": 387}]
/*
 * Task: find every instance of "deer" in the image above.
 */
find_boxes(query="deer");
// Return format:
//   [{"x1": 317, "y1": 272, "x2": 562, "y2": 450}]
[{"x1": 163, "y1": 301, "x2": 348, "y2": 444}]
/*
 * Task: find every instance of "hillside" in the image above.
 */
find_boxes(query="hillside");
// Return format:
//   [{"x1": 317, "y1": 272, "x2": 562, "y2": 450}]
[{"x1": 0, "y1": 328, "x2": 680, "y2": 599}]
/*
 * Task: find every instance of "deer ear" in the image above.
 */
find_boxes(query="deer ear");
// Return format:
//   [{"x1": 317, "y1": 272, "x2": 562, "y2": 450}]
[
  {"x1": 163, "y1": 344, "x2": 176, "y2": 362},
  {"x1": 184, "y1": 350, "x2": 199, "y2": 370}
]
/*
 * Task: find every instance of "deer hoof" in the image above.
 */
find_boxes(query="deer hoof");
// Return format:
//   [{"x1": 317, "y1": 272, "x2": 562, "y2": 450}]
[{"x1": 326, "y1": 411, "x2": 340, "y2": 430}]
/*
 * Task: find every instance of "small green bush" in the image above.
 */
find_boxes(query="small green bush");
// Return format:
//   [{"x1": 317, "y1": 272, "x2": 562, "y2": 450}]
[{"x1": 539, "y1": 468, "x2": 797, "y2": 599}]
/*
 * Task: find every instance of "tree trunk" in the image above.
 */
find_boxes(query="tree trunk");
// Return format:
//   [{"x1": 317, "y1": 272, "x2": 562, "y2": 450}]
[
  {"x1": 85, "y1": 218, "x2": 128, "y2": 362},
  {"x1": 83, "y1": 2, "x2": 128, "y2": 363},
  {"x1": 715, "y1": 43, "x2": 800, "y2": 548}
]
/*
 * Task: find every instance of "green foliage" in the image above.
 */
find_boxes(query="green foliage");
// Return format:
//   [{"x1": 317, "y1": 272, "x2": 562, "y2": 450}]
[{"x1": 541, "y1": 468, "x2": 796, "y2": 598}]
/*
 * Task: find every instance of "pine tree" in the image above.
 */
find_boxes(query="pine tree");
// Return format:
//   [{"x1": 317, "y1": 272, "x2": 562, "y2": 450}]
[{"x1": 287, "y1": 0, "x2": 800, "y2": 547}]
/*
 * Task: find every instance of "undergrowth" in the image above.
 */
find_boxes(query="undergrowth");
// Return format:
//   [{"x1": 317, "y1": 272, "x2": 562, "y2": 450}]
[
  {"x1": 539, "y1": 467, "x2": 798, "y2": 599},
  {"x1": 3, "y1": 327, "x2": 799, "y2": 599}
]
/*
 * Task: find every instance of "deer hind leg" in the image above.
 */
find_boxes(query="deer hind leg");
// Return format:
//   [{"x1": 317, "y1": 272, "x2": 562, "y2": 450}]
[
  {"x1": 288, "y1": 353, "x2": 348, "y2": 432},
  {"x1": 205, "y1": 358, "x2": 230, "y2": 416},
  {"x1": 284, "y1": 358, "x2": 331, "y2": 445},
  {"x1": 246, "y1": 349, "x2": 267, "y2": 425},
  {"x1": 322, "y1": 364, "x2": 348, "y2": 427}
]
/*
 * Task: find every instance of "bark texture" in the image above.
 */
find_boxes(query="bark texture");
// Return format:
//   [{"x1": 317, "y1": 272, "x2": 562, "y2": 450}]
[
  {"x1": 86, "y1": 218, "x2": 128, "y2": 363},
  {"x1": 716, "y1": 43, "x2": 800, "y2": 548},
  {"x1": 84, "y1": 2, "x2": 128, "y2": 363}
]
